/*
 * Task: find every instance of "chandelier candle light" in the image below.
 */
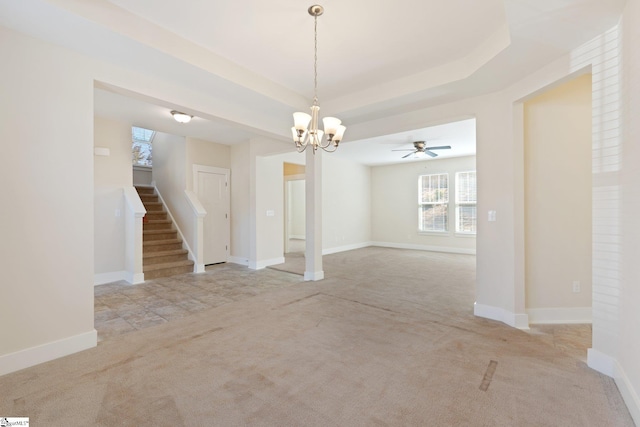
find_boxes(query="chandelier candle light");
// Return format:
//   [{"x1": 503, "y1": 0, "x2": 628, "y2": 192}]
[{"x1": 292, "y1": 5, "x2": 346, "y2": 153}]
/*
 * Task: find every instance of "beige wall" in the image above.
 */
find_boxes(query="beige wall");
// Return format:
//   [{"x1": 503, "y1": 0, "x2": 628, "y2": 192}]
[
  {"x1": 524, "y1": 75, "x2": 592, "y2": 315},
  {"x1": 94, "y1": 116, "x2": 133, "y2": 278},
  {"x1": 0, "y1": 27, "x2": 96, "y2": 370},
  {"x1": 371, "y1": 155, "x2": 476, "y2": 253},
  {"x1": 230, "y1": 142, "x2": 251, "y2": 264},
  {"x1": 322, "y1": 155, "x2": 372, "y2": 252},
  {"x1": 284, "y1": 162, "x2": 305, "y2": 176}
]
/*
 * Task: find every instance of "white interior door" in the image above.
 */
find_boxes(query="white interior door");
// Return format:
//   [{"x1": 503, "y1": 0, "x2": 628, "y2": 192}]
[{"x1": 195, "y1": 166, "x2": 230, "y2": 265}]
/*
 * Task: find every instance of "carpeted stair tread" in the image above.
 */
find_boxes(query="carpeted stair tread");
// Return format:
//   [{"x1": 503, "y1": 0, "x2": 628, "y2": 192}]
[
  {"x1": 143, "y1": 249, "x2": 190, "y2": 265},
  {"x1": 135, "y1": 185, "x2": 155, "y2": 194},
  {"x1": 143, "y1": 202, "x2": 164, "y2": 211},
  {"x1": 143, "y1": 238, "x2": 182, "y2": 246},
  {"x1": 146, "y1": 219, "x2": 172, "y2": 224},
  {"x1": 143, "y1": 259, "x2": 194, "y2": 272},
  {"x1": 136, "y1": 186, "x2": 194, "y2": 279}
]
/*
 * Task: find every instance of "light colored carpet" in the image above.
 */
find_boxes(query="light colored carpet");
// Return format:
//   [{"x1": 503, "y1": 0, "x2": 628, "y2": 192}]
[
  {"x1": 0, "y1": 247, "x2": 633, "y2": 426},
  {"x1": 268, "y1": 252, "x2": 305, "y2": 276}
]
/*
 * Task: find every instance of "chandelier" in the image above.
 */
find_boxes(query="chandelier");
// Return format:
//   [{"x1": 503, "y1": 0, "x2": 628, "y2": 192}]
[{"x1": 292, "y1": 5, "x2": 346, "y2": 153}]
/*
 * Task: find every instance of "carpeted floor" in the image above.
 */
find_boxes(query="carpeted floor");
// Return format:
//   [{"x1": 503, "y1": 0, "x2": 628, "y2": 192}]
[{"x1": 0, "y1": 247, "x2": 633, "y2": 426}]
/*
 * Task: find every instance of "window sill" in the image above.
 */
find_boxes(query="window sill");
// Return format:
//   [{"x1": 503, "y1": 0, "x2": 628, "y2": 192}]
[
  {"x1": 454, "y1": 232, "x2": 477, "y2": 238},
  {"x1": 417, "y1": 231, "x2": 450, "y2": 236}
]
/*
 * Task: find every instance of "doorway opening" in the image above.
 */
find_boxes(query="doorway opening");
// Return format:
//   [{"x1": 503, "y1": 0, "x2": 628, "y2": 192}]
[{"x1": 283, "y1": 162, "x2": 305, "y2": 255}]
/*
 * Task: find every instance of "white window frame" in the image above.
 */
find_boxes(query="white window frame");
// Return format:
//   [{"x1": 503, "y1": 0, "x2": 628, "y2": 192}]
[
  {"x1": 455, "y1": 170, "x2": 477, "y2": 235},
  {"x1": 418, "y1": 173, "x2": 449, "y2": 233}
]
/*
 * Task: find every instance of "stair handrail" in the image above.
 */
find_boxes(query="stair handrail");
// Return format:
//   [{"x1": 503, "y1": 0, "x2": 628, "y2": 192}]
[
  {"x1": 123, "y1": 186, "x2": 146, "y2": 284},
  {"x1": 184, "y1": 190, "x2": 207, "y2": 273}
]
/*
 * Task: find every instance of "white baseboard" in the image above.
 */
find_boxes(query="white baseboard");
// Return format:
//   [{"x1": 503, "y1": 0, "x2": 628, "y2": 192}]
[
  {"x1": 588, "y1": 348, "x2": 616, "y2": 377},
  {"x1": 0, "y1": 330, "x2": 97, "y2": 376},
  {"x1": 371, "y1": 241, "x2": 476, "y2": 255},
  {"x1": 249, "y1": 257, "x2": 286, "y2": 270},
  {"x1": 474, "y1": 302, "x2": 530, "y2": 329},
  {"x1": 228, "y1": 256, "x2": 249, "y2": 266},
  {"x1": 125, "y1": 271, "x2": 144, "y2": 285},
  {"x1": 195, "y1": 263, "x2": 205, "y2": 273},
  {"x1": 527, "y1": 307, "x2": 592, "y2": 324},
  {"x1": 323, "y1": 241, "x2": 372, "y2": 255},
  {"x1": 94, "y1": 271, "x2": 127, "y2": 286},
  {"x1": 304, "y1": 270, "x2": 325, "y2": 281},
  {"x1": 615, "y1": 360, "x2": 640, "y2": 426}
]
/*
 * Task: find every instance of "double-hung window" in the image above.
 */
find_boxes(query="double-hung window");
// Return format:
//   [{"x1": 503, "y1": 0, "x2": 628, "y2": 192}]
[
  {"x1": 455, "y1": 171, "x2": 477, "y2": 234},
  {"x1": 418, "y1": 173, "x2": 449, "y2": 232}
]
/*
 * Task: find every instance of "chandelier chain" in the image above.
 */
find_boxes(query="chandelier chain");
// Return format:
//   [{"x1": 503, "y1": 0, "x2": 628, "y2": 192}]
[{"x1": 313, "y1": 14, "x2": 318, "y2": 105}]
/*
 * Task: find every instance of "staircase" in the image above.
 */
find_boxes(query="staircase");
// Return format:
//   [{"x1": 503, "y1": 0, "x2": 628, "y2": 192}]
[{"x1": 136, "y1": 186, "x2": 194, "y2": 280}]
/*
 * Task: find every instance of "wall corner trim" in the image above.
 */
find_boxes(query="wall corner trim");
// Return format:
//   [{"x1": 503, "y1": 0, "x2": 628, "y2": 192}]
[
  {"x1": 304, "y1": 271, "x2": 325, "y2": 281},
  {"x1": 587, "y1": 348, "x2": 616, "y2": 377},
  {"x1": 250, "y1": 257, "x2": 286, "y2": 270},
  {"x1": 474, "y1": 302, "x2": 530, "y2": 329},
  {"x1": 0, "y1": 330, "x2": 97, "y2": 376},
  {"x1": 615, "y1": 360, "x2": 640, "y2": 426}
]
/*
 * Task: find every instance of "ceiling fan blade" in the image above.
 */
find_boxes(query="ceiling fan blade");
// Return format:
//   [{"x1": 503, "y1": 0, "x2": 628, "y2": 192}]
[
  {"x1": 402, "y1": 151, "x2": 416, "y2": 159},
  {"x1": 425, "y1": 145, "x2": 451, "y2": 150},
  {"x1": 391, "y1": 149, "x2": 415, "y2": 151},
  {"x1": 424, "y1": 150, "x2": 438, "y2": 157}
]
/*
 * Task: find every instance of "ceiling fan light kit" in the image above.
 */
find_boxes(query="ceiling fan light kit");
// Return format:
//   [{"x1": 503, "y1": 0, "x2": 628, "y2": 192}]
[{"x1": 291, "y1": 5, "x2": 346, "y2": 154}]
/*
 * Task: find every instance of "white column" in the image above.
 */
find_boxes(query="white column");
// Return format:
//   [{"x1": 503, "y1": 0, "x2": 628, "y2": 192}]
[{"x1": 304, "y1": 148, "x2": 324, "y2": 281}]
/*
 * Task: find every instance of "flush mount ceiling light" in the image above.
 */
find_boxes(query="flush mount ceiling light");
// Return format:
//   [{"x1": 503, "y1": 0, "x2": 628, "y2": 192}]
[
  {"x1": 292, "y1": 5, "x2": 345, "y2": 153},
  {"x1": 171, "y1": 110, "x2": 193, "y2": 124}
]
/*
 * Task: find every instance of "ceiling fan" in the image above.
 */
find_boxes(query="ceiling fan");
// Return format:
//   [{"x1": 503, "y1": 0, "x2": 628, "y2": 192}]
[{"x1": 392, "y1": 141, "x2": 452, "y2": 158}]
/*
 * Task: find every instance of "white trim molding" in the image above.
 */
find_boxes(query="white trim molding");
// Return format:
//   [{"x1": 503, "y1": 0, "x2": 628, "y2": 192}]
[
  {"x1": 586, "y1": 350, "x2": 640, "y2": 425},
  {"x1": 474, "y1": 302, "x2": 530, "y2": 330},
  {"x1": 371, "y1": 241, "x2": 476, "y2": 255},
  {"x1": 228, "y1": 256, "x2": 250, "y2": 266},
  {"x1": 249, "y1": 257, "x2": 286, "y2": 270},
  {"x1": 323, "y1": 241, "x2": 372, "y2": 255},
  {"x1": 304, "y1": 270, "x2": 325, "y2": 281},
  {"x1": 588, "y1": 348, "x2": 616, "y2": 378},
  {"x1": 526, "y1": 307, "x2": 592, "y2": 324},
  {"x1": 0, "y1": 330, "x2": 97, "y2": 376},
  {"x1": 94, "y1": 271, "x2": 127, "y2": 286},
  {"x1": 615, "y1": 360, "x2": 640, "y2": 426}
]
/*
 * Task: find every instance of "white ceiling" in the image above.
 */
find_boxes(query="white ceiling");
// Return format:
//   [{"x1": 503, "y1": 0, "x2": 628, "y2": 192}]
[{"x1": 0, "y1": 0, "x2": 627, "y2": 165}]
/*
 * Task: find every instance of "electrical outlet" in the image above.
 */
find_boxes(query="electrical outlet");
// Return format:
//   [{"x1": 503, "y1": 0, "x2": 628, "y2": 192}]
[{"x1": 572, "y1": 281, "x2": 581, "y2": 293}]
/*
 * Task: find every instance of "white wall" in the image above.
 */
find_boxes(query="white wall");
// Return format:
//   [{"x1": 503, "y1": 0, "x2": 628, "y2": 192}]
[
  {"x1": 322, "y1": 155, "x2": 372, "y2": 253},
  {"x1": 254, "y1": 155, "x2": 285, "y2": 266},
  {"x1": 618, "y1": 0, "x2": 640, "y2": 422},
  {"x1": 94, "y1": 116, "x2": 132, "y2": 282},
  {"x1": 230, "y1": 142, "x2": 251, "y2": 264},
  {"x1": 185, "y1": 137, "x2": 231, "y2": 190},
  {"x1": 151, "y1": 132, "x2": 195, "y2": 253},
  {"x1": 524, "y1": 75, "x2": 592, "y2": 321},
  {"x1": 288, "y1": 179, "x2": 305, "y2": 239},
  {"x1": 371, "y1": 156, "x2": 476, "y2": 254},
  {"x1": 133, "y1": 166, "x2": 152, "y2": 186},
  {"x1": 0, "y1": 26, "x2": 96, "y2": 373}
]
